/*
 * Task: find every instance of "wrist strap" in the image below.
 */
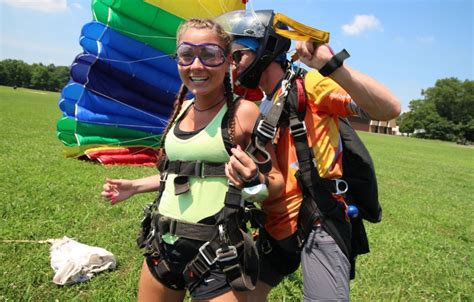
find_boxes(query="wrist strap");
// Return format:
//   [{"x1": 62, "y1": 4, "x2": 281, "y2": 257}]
[
  {"x1": 243, "y1": 172, "x2": 261, "y2": 188},
  {"x1": 319, "y1": 49, "x2": 350, "y2": 77}
]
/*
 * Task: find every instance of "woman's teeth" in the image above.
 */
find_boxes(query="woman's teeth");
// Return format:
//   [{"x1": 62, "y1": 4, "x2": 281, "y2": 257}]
[{"x1": 190, "y1": 76, "x2": 208, "y2": 82}]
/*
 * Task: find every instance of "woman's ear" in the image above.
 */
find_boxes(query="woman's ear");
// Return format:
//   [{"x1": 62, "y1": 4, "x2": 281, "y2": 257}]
[{"x1": 226, "y1": 53, "x2": 233, "y2": 64}]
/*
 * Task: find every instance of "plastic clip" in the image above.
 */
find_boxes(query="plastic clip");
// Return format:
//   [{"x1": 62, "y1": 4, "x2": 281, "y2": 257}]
[
  {"x1": 256, "y1": 119, "x2": 276, "y2": 140},
  {"x1": 289, "y1": 121, "x2": 307, "y2": 137}
]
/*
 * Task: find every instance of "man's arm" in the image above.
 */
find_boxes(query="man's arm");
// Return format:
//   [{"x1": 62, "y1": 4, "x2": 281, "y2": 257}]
[
  {"x1": 296, "y1": 42, "x2": 400, "y2": 121},
  {"x1": 331, "y1": 65, "x2": 400, "y2": 120}
]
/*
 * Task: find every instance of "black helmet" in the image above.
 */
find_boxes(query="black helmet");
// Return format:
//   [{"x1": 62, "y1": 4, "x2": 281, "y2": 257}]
[{"x1": 215, "y1": 10, "x2": 291, "y2": 88}]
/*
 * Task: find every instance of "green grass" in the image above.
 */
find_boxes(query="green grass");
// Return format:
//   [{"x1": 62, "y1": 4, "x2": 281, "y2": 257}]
[{"x1": 0, "y1": 85, "x2": 472, "y2": 301}]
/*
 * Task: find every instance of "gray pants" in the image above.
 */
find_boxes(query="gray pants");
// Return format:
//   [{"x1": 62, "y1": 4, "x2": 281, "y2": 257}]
[{"x1": 301, "y1": 226, "x2": 350, "y2": 301}]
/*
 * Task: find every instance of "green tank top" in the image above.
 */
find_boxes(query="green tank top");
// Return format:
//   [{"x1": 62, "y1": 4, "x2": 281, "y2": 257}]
[{"x1": 158, "y1": 101, "x2": 230, "y2": 243}]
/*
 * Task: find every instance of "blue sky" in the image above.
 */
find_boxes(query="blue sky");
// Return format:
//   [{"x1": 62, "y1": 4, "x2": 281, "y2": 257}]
[{"x1": 0, "y1": 0, "x2": 472, "y2": 111}]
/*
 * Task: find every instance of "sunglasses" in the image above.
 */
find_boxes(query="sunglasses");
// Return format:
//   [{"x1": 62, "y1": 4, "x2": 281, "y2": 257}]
[
  {"x1": 175, "y1": 42, "x2": 226, "y2": 67},
  {"x1": 232, "y1": 48, "x2": 252, "y2": 65}
]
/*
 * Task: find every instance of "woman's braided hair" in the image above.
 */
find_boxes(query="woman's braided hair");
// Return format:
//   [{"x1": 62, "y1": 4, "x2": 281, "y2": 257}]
[
  {"x1": 223, "y1": 72, "x2": 236, "y2": 144},
  {"x1": 160, "y1": 18, "x2": 235, "y2": 150}
]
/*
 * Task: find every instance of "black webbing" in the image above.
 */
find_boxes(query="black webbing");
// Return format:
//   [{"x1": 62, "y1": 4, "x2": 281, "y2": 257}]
[
  {"x1": 166, "y1": 160, "x2": 226, "y2": 177},
  {"x1": 156, "y1": 214, "x2": 218, "y2": 242}
]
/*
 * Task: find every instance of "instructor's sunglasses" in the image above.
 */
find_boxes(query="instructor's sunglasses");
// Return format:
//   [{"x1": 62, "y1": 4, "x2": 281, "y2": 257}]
[
  {"x1": 232, "y1": 48, "x2": 252, "y2": 65},
  {"x1": 175, "y1": 42, "x2": 226, "y2": 67}
]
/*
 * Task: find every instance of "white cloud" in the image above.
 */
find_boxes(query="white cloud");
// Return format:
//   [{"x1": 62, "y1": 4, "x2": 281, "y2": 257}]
[
  {"x1": 2, "y1": 0, "x2": 68, "y2": 13},
  {"x1": 71, "y1": 2, "x2": 83, "y2": 10},
  {"x1": 342, "y1": 15, "x2": 383, "y2": 36}
]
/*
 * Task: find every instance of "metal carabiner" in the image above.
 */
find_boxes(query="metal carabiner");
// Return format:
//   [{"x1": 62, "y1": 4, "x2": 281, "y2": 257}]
[
  {"x1": 334, "y1": 179, "x2": 348, "y2": 195},
  {"x1": 218, "y1": 224, "x2": 226, "y2": 242}
]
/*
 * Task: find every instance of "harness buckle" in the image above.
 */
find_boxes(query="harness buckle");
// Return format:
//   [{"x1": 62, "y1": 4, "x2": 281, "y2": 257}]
[
  {"x1": 199, "y1": 241, "x2": 217, "y2": 266},
  {"x1": 290, "y1": 121, "x2": 307, "y2": 137},
  {"x1": 256, "y1": 119, "x2": 276, "y2": 141},
  {"x1": 334, "y1": 179, "x2": 348, "y2": 195},
  {"x1": 169, "y1": 219, "x2": 177, "y2": 235},
  {"x1": 216, "y1": 245, "x2": 238, "y2": 262},
  {"x1": 261, "y1": 239, "x2": 273, "y2": 254},
  {"x1": 195, "y1": 160, "x2": 203, "y2": 177}
]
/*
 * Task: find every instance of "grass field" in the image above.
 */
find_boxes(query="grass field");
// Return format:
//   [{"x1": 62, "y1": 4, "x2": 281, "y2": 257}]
[{"x1": 0, "y1": 85, "x2": 472, "y2": 301}]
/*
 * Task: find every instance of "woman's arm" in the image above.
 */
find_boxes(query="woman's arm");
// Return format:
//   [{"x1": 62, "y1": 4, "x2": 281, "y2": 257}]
[
  {"x1": 226, "y1": 100, "x2": 284, "y2": 201},
  {"x1": 101, "y1": 174, "x2": 162, "y2": 205}
]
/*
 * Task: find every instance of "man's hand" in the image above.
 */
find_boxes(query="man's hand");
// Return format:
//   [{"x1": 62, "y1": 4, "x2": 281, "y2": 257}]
[{"x1": 295, "y1": 41, "x2": 334, "y2": 70}]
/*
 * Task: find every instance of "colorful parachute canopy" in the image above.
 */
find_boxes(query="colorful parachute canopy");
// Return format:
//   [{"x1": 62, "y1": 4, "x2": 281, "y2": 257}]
[{"x1": 56, "y1": 0, "x2": 247, "y2": 165}]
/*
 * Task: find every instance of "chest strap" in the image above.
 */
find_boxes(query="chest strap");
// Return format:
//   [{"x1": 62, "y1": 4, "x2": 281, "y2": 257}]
[
  {"x1": 159, "y1": 159, "x2": 227, "y2": 195},
  {"x1": 161, "y1": 159, "x2": 226, "y2": 177}
]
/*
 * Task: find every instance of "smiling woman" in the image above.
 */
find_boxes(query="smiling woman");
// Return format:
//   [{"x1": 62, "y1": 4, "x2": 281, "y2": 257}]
[
  {"x1": 55, "y1": 0, "x2": 248, "y2": 165},
  {"x1": 100, "y1": 17, "x2": 284, "y2": 302}
]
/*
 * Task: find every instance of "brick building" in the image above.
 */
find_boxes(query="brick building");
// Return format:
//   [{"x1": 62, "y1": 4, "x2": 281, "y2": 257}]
[{"x1": 347, "y1": 116, "x2": 397, "y2": 134}]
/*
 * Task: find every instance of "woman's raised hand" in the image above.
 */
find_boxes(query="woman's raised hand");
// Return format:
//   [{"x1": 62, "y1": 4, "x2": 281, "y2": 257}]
[{"x1": 225, "y1": 145, "x2": 260, "y2": 188}]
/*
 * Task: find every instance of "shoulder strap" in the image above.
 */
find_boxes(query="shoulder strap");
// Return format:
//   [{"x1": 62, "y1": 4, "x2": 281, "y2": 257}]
[
  {"x1": 244, "y1": 67, "x2": 301, "y2": 173},
  {"x1": 288, "y1": 79, "x2": 351, "y2": 257}
]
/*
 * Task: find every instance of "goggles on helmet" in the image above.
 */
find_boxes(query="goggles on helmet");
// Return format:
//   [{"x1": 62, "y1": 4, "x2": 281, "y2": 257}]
[{"x1": 175, "y1": 42, "x2": 226, "y2": 67}]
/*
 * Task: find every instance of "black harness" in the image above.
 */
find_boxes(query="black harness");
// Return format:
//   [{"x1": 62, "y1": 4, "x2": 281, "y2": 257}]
[
  {"x1": 137, "y1": 101, "x2": 261, "y2": 291},
  {"x1": 245, "y1": 66, "x2": 362, "y2": 275}
]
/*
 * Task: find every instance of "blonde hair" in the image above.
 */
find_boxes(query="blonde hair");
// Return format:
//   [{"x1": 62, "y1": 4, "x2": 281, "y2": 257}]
[{"x1": 177, "y1": 18, "x2": 232, "y2": 55}]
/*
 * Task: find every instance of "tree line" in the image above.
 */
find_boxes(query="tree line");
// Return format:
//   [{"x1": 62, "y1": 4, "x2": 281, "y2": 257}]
[
  {"x1": 398, "y1": 78, "x2": 473, "y2": 144},
  {"x1": 0, "y1": 59, "x2": 70, "y2": 92},
  {"x1": 1, "y1": 59, "x2": 472, "y2": 144}
]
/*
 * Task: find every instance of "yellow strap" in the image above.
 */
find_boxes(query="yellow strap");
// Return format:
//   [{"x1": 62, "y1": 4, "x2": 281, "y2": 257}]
[{"x1": 273, "y1": 13, "x2": 330, "y2": 43}]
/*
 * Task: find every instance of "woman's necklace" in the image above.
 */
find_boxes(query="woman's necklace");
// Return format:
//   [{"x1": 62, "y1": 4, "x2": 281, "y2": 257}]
[{"x1": 193, "y1": 96, "x2": 226, "y2": 112}]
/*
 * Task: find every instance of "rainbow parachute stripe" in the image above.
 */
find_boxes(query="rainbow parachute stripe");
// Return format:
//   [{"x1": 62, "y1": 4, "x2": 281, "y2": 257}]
[{"x1": 56, "y1": 0, "x2": 246, "y2": 165}]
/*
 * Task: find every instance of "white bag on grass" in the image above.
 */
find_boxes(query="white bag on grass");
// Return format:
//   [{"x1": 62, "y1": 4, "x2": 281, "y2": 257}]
[{"x1": 49, "y1": 236, "x2": 116, "y2": 285}]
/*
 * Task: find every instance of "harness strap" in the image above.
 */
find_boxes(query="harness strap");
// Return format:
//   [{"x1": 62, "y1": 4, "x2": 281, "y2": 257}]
[
  {"x1": 244, "y1": 204, "x2": 267, "y2": 229},
  {"x1": 146, "y1": 145, "x2": 258, "y2": 290},
  {"x1": 166, "y1": 160, "x2": 226, "y2": 177},
  {"x1": 151, "y1": 184, "x2": 257, "y2": 292},
  {"x1": 217, "y1": 185, "x2": 258, "y2": 291},
  {"x1": 244, "y1": 68, "x2": 300, "y2": 173},
  {"x1": 224, "y1": 229, "x2": 259, "y2": 291},
  {"x1": 157, "y1": 214, "x2": 218, "y2": 242},
  {"x1": 288, "y1": 91, "x2": 351, "y2": 258},
  {"x1": 160, "y1": 159, "x2": 227, "y2": 195}
]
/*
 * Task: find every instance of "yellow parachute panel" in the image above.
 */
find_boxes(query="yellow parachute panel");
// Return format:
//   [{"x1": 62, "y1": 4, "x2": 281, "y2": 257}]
[{"x1": 145, "y1": 0, "x2": 246, "y2": 20}]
